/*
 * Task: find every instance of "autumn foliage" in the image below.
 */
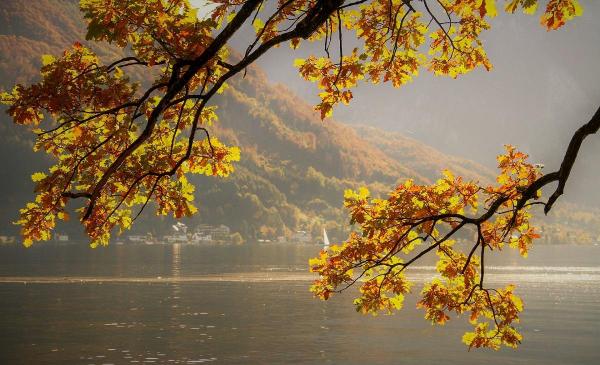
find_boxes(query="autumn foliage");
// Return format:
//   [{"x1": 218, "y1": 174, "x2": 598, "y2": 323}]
[
  {"x1": 295, "y1": 0, "x2": 582, "y2": 118},
  {"x1": 310, "y1": 146, "x2": 542, "y2": 349},
  {"x1": 0, "y1": 0, "x2": 585, "y2": 350},
  {"x1": 1, "y1": 1, "x2": 241, "y2": 247}
]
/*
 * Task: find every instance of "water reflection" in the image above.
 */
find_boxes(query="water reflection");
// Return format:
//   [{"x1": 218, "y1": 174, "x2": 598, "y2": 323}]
[
  {"x1": 0, "y1": 244, "x2": 598, "y2": 364},
  {"x1": 0, "y1": 266, "x2": 599, "y2": 284}
]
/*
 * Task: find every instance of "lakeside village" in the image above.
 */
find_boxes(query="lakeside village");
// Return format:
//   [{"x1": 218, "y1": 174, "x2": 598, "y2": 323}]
[
  {"x1": 1, "y1": 219, "x2": 600, "y2": 246},
  {"x1": 0, "y1": 222, "x2": 326, "y2": 246}
]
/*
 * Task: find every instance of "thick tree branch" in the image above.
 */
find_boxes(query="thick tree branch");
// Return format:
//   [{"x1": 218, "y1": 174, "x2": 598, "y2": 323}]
[
  {"x1": 80, "y1": 0, "x2": 345, "y2": 221},
  {"x1": 81, "y1": 0, "x2": 264, "y2": 220},
  {"x1": 332, "y1": 103, "x2": 600, "y2": 298},
  {"x1": 543, "y1": 105, "x2": 600, "y2": 213}
]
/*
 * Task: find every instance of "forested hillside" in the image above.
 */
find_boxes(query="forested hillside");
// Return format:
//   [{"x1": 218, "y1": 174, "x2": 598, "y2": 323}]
[{"x1": 0, "y1": 0, "x2": 597, "y2": 244}]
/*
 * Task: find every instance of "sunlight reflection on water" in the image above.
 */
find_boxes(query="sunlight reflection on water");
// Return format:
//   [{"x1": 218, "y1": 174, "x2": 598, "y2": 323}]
[
  {"x1": 1, "y1": 265, "x2": 599, "y2": 284},
  {"x1": 0, "y1": 244, "x2": 599, "y2": 365}
]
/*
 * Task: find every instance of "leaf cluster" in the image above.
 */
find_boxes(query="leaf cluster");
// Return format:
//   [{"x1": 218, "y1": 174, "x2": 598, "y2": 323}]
[{"x1": 310, "y1": 146, "x2": 543, "y2": 349}]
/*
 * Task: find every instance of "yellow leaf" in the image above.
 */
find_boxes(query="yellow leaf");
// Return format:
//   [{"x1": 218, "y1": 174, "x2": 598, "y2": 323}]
[
  {"x1": 114, "y1": 66, "x2": 124, "y2": 79},
  {"x1": 485, "y1": 0, "x2": 497, "y2": 17},
  {"x1": 462, "y1": 331, "x2": 476, "y2": 347},
  {"x1": 442, "y1": 169, "x2": 454, "y2": 181},
  {"x1": 411, "y1": 197, "x2": 425, "y2": 209},
  {"x1": 31, "y1": 172, "x2": 47, "y2": 182},
  {"x1": 253, "y1": 18, "x2": 265, "y2": 34},
  {"x1": 226, "y1": 12, "x2": 236, "y2": 23},
  {"x1": 573, "y1": 0, "x2": 583, "y2": 16},
  {"x1": 505, "y1": 0, "x2": 519, "y2": 13},
  {"x1": 23, "y1": 237, "x2": 33, "y2": 247},
  {"x1": 523, "y1": 2, "x2": 538, "y2": 15},
  {"x1": 293, "y1": 58, "x2": 305, "y2": 68},
  {"x1": 41, "y1": 54, "x2": 55, "y2": 66},
  {"x1": 497, "y1": 173, "x2": 510, "y2": 185},
  {"x1": 448, "y1": 195, "x2": 461, "y2": 208}
]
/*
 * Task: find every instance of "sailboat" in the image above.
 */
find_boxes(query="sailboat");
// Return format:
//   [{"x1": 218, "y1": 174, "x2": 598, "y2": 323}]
[{"x1": 323, "y1": 228, "x2": 330, "y2": 250}]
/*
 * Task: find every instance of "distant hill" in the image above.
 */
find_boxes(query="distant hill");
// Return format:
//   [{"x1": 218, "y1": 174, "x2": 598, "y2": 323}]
[
  {"x1": 351, "y1": 125, "x2": 496, "y2": 183},
  {"x1": 0, "y1": 0, "x2": 597, "y2": 245}
]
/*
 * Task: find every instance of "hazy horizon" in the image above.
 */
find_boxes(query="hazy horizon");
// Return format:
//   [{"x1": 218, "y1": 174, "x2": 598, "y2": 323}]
[
  {"x1": 1, "y1": 1, "x2": 600, "y2": 364},
  {"x1": 189, "y1": 0, "x2": 600, "y2": 208}
]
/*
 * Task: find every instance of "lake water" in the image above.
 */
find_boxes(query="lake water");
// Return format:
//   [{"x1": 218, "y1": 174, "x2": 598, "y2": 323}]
[{"x1": 0, "y1": 243, "x2": 599, "y2": 364}]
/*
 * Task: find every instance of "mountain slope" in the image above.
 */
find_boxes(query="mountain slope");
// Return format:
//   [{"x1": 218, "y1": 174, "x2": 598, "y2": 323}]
[
  {"x1": 351, "y1": 125, "x2": 495, "y2": 183},
  {"x1": 0, "y1": 0, "x2": 595, "y2": 244}
]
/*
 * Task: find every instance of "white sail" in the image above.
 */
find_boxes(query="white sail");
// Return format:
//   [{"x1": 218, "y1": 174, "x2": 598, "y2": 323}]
[{"x1": 323, "y1": 229, "x2": 330, "y2": 248}]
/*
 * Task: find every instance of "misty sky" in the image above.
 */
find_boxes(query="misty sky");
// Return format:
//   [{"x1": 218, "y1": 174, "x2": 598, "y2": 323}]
[{"x1": 193, "y1": 0, "x2": 600, "y2": 206}]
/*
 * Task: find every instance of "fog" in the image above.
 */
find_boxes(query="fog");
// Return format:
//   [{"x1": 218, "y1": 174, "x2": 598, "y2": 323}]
[{"x1": 232, "y1": 1, "x2": 600, "y2": 206}]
